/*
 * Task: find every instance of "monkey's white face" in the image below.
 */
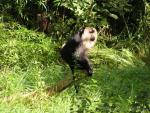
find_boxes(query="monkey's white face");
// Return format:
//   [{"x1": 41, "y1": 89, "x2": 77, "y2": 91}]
[{"x1": 81, "y1": 27, "x2": 97, "y2": 49}]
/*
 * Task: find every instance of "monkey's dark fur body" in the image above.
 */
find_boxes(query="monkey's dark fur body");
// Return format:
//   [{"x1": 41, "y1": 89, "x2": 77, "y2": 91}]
[{"x1": 61, "y1": 37, "x2": 92, "y2": 76}]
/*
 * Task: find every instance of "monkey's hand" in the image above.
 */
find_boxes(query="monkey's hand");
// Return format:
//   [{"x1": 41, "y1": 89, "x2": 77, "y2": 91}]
[{"x1": 87, "y1": 68, "x2": 93, "y2": 76}]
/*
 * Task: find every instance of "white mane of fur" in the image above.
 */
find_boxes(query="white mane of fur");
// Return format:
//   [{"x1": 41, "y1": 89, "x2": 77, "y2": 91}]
[{"x1": 74, "y1": 27, "x2": 98, "y2": 58}]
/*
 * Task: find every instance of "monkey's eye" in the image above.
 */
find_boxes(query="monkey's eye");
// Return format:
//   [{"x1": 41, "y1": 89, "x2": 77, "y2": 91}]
[
  {"x1": 79, "y1": 27, "x2": 85, "y2": 37},
  {"x1": 90, "y1": 37, "x2": 95, "y2": 41},
  {"x1": 89, "y1": 29, "x2": 95, "y2": 33}
]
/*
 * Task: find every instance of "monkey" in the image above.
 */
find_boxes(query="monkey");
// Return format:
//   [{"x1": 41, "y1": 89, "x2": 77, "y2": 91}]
[
  {"x1": 37, "y1": 12, "x2": 50, "y2": 34},
  {"x1": 60, "y1": 27, "x2": 98, "y2": 77}
]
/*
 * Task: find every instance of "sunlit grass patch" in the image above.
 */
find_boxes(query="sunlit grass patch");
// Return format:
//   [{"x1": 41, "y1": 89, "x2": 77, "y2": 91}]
[{"x1": 91, "y1": 46, "x2": 145, "y2": 69}]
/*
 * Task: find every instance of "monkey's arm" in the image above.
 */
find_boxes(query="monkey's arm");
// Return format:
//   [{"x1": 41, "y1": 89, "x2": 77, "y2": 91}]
[{"x1": 77, "y1": 56, "x2": 93, "y2": 76}]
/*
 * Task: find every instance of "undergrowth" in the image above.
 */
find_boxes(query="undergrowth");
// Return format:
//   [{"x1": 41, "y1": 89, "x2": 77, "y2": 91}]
[{"x1": 0, "y1": 22, "x2": 150, "y2": 113}]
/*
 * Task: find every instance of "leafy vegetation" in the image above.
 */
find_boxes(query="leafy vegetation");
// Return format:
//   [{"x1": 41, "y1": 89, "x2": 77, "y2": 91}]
[{"x1": 0, "y1": 0, "x2": 150, "y2": 113}]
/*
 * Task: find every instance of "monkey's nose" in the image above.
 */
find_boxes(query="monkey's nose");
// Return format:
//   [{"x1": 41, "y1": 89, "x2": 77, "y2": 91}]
[{"x1": 90, "y1": 37, "x2": 95, "y2": 41}]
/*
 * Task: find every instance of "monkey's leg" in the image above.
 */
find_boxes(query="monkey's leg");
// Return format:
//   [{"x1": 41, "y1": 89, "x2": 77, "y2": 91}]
[{"x1": 69, "y1": 64, "x2": 80, "y2": 93}]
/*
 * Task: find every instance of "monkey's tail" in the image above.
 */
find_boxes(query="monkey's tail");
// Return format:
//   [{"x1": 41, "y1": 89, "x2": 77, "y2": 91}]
[{"x1": 46, "y1": 76, "x2": 74, "y2": 96}]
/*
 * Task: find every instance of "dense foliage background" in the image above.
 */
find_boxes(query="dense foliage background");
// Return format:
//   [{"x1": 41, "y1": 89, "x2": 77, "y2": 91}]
[{"x1": 0, "y1": 0, "x2": 150, "y2": 112}]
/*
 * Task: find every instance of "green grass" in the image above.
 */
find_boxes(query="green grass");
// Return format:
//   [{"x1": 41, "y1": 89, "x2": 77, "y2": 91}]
[{"x1": 0, "y1": 22, "x2": 150, "y2": 113}]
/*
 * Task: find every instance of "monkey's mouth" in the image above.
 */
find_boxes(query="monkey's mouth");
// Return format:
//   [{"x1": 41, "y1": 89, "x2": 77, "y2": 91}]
[{"x1": 90, "y1": 37, "x2": 95, "y2": 41}]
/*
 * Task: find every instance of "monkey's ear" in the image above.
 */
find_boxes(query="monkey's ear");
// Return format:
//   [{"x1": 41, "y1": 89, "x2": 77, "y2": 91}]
[
  {"x1": 95, "y1": 24, "x2": 100, "y2": 31},
  {"x1": 78, "y1": 27, "x2": 85, "y2": 37}
]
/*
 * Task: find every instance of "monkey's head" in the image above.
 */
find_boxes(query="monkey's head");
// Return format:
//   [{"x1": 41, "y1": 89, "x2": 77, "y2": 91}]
[{"x1": 78, "y1": 27, "x2": 98, "y2": 49}]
